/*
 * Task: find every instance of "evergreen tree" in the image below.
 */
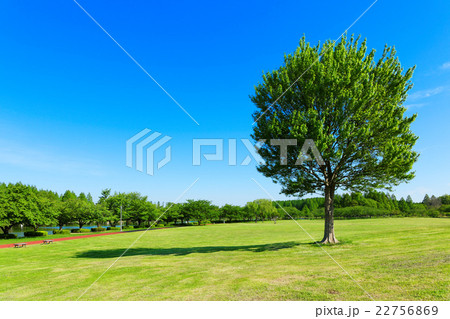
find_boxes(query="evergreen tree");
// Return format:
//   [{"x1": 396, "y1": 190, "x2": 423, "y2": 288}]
[{"x1": 422, "y1": 194, "x2": 431, "y2": 206}]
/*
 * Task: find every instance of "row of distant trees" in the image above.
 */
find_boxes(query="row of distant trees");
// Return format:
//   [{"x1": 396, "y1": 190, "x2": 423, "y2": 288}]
[
  {"x1": 0, "y1": 183, "x2": 279, "y2": 234},
  {"x1": 276, "y1": 192, "x2": 450, "y2": 219},
  {"x1": 0, "y1": 182, "x2": 448, "y2": 234}
]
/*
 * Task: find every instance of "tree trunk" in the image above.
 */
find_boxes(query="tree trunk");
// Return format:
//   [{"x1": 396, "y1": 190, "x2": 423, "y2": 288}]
[
  {"x1": 321, "y1": 185, "x2": 339, "y2": 244},
  {"x1": 1, "y1": 226, "x2": 11, "y2": 234}
]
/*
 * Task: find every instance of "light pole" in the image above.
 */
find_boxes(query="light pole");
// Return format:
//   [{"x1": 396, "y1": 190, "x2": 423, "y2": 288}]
[{"x1": 120, "y1": 204, "x2": 123, "y2": 232}]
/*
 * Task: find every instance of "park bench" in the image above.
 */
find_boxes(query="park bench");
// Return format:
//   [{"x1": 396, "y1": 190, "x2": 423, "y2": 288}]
[
  {"x1": 14, "y1": 243, "x2": 27, "y2": 248},
  {"x1": 43, "y1": 240, "x2": 53, "y2": 245}
]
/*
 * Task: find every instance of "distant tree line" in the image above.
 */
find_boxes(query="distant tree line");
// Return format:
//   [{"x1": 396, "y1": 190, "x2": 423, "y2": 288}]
[
  {"x1": 276, "y1": 191, "x2": 450, "y2": 219},
  {"x1": 0, "y1": 182, "x2": 448, "y2": 234},
  {"x1": 0, "y1": 183, "x2": 278, "y2": 234}
]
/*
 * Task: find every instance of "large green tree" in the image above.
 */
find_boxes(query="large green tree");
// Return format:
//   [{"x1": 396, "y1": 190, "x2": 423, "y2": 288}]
[
  {"x1": 254, "y1": 199, "x2": 277, "y2": 222},
  {"x1": 63, "y1": 198, "x2": 94, "y2": 229},
  {"x1": 28, "y1": 189, "x2": 58, "y2": 231},
  {"x1": 127, "y1": 192, "x2": 150, "y2": 227},
  {"x1": 162, "y1": 202, "x2": 179, "y2": 225},
  {"x1": 220, "y1": 204, "x2": 243, "y2": 223},
  {"x1": 105, "y1": 193, "x2": 129, "y2": 227},
  {"x1": 244, "y1": 201, "x2": 259, "y2": 222},
  {"x1": 183, "y1": 200, "x2": 216, "y2": 225},
  {"x1": 0, "y1": 183, "x2": 24, "y2": 234},
  {"x1": 251, "y1": 35, "x2": 418, "y2": 243}
]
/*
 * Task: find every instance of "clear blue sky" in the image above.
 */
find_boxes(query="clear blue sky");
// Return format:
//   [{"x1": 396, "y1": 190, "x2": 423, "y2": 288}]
[{"x1": 0, "y1": 0, "x2": 449, "y2": 205}]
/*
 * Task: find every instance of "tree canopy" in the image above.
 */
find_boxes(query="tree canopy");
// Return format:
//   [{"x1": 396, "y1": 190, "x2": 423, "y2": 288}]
[{"x1": 251, "y1": 35, "x2": 419, "y2": 243}]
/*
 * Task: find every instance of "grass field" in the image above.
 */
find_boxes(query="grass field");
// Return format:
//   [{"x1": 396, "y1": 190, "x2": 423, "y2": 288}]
[
  {"x1": 0, "y1": 227, "x2": 153, "y2": 246},
  {"x1": 0, "y1": 218, "x2": 448, "y2": 301}
]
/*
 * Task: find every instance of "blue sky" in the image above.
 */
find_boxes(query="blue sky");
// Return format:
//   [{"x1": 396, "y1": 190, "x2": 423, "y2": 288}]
[{"x1": 0, "y1": 0, "x2": 449, "y2": 205}]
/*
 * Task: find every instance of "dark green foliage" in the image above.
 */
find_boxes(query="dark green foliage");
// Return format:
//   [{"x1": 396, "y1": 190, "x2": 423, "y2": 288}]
[
  {"x1": 0, "y1": 233, "x2": 17, "y2": 239},
  {"x1": 181, "y1": 200, "x2": 218, "y2": 225},
  {"x1": 106, "y1": 227, "x2": 120, "y2": 230},
  {"x1": 275, "y1": 197, "x2": 325, "y2": 211},
  {"x1": 219, "y1": 204, "x2": 243, "y2": 222},
  {"x1": 334, "y1": 206, "x2": 393, "y2": 219},
  {"x1": 90, "y1": 227, "x2": 106, "y2": 232},
  {"x1": 422, "y1": 194, "x2": 431, "y2": 206},
  {"x1": 71, "y1": 228, "x2": 90, "y2": 233},
  {"x1": 276, "y1": 190, "x2": 445, "y2": 218},
  {"x1": 251, "y1": 35, "x2": 418, "y2": 196},
  {"x1": 52, "y1": 229, "x2": 71, "y2": 234},
  {"x1": 427, "y1": 210, "x2": 440, "y2": 218},
  {"x1": 24, "y1": 231, "x2": 48, "y2": 237},
  {"x1": 440, "y1": 205, "x2": 450, "y2": 213},
  {"x1": 440, "y1": 195, "x2": 450, "y2": 205},
  {"x1": 0, "y1": 182, "x2": 55, "y2": 234}
]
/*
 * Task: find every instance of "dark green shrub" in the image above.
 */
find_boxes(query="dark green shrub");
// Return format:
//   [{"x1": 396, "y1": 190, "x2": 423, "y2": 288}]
[
  {"x1": 122, "y1": 226, "x2": 133, "y2": 230},
  {"x1": 427, "y1": 210, "x2": 440, "y2": 218},
  {"x1": 133, "y1": 225, "x2": 141, "y2": 229},
  {"x1": 71, "y1": 228, "x2": 90, "y2": 233},
  {"x1": 91, "y1": 227, "x2": 106, "y2": 232},
  {"x1": 156, "y1": 223, "x2": 165, "y2": 227},
  {"x1": 107, "y1": 227, "x2": 120, "y2": 230},
  {"x1": 334, "y1": 206, "x2": 392, "y2": 219},
  {"x1": 52, "y1": 229, "x2": 71, "y2": 234},
  {"x1": 0, "y1": 233, "x2": 17, "y2": 239},
  {"x1": 24, "y1": 231, "x2": 48, "y2": 237}
]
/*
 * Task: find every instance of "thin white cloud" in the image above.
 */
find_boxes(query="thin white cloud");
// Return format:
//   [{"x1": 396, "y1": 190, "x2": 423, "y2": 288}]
[
  {"x1": 441, "y1": 62, "x2": 450, "y2": 70},
  {"x1": 408, "y1": 86, "x2": 445, "y2": 101},
  {"x1": 404, "y1": 103, "x2": 426, "y2": 109}
]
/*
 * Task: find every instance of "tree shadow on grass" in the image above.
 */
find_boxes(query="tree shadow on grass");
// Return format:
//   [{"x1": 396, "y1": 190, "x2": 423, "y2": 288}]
[{"x1": 73, "y1": 241, "x2": 307, "y2": 259}]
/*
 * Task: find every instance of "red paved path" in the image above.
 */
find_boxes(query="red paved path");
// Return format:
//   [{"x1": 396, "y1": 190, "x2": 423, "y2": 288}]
[{"x1": 0, "y1": 231, "x2": 134, "y2": 249}]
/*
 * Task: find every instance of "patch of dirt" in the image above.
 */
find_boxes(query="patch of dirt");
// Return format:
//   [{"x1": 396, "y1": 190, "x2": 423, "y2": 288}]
[{"x1": 328, "y1": 289, "x2": 339, "y2": 295}]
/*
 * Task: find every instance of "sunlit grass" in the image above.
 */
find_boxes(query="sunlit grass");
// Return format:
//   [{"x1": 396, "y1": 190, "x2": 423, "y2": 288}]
[{"x1": 0, "y1": 218, "x2": 448, "y2": 300}]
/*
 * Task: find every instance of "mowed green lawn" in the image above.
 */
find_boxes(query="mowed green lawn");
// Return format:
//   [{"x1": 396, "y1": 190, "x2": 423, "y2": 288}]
[{"x1": 0, "y1": 218, "x2": 448, "y2": 301}]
